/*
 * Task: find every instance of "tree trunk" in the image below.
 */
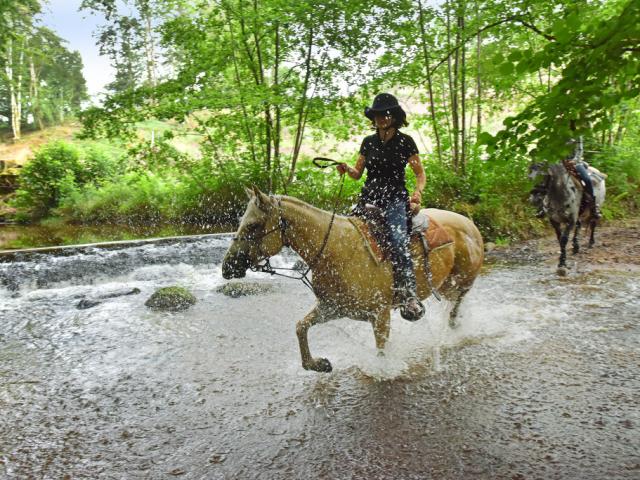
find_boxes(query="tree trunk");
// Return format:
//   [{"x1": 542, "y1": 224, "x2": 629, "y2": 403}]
[
  {"x1": 614, "y1": 106, "x2": 629, "y2": 144},
  {"x1": 475, "y1": 0, "x2": 482, "y2": 138},
  {"x1": 459, "y1": 7, "x2": 466, "y2": 175},
  {"x1": 251, "y1": 0, "x2": 275, "y2": 190},
  {"x1": 417, "y1": 0, "x2": 442, "y2": 163},
  {"x1": 143, "y1": 12, "x2": 156, "y2": 88},
  {"x1": 287, "y1": 24, "x2": 314, "y2": 186},
  {"x1": 29, "y1": 56, "x2": 44, "y2": 130},
  {"x1": 273, "y1": 21, "x2": 282, "y2": 191},
  {"x1": 225, "y1": 12, "x2": 258, "y2": 166},
  {"x1": 7, "y1": 38, "x2": 23, "y2": 140},
  {"x1": 5, "y1": 37, "x2": 18, "y2": 140},
  {"x1": 450, "y1": 1, "x2": 460, "y2": 173}
]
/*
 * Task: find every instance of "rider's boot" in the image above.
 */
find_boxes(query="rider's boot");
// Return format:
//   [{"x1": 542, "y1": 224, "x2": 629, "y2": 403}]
[
  {"x1": 400, "y1": 294, "x2": 426, "y2": 322},
  {"x1": 397, "y1": 283, "x2": 425, "y2": 322},
  {"x1": 392, "y1": 271, "x2": 425, "y2": 321}
]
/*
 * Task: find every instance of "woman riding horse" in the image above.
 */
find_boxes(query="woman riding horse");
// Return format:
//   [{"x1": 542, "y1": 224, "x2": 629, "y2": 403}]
[{"x1": 336, "y1": 93, "x2": 426, "y2": 321}]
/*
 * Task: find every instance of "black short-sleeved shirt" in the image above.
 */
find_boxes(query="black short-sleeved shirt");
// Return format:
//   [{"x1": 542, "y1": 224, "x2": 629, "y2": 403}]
[{"x1": 358, "y1": 130, "x2": 419, "y2": 208}]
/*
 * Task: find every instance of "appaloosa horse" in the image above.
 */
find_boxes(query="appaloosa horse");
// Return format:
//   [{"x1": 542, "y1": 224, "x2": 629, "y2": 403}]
[
  {"x1": 222, "y1": 187, "x2": 484, "y2": 373},
  {"x1": 541, "y1": 163, "x2": 606, "y2": 274}
]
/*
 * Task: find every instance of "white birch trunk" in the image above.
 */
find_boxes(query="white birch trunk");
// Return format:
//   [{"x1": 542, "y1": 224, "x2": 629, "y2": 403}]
[
  {"x1": 144, "y1": 13, "x2": 156, "y2": 88},
  {"x1": 5, "y1": 38, "x2": 19, "y2": 140}
]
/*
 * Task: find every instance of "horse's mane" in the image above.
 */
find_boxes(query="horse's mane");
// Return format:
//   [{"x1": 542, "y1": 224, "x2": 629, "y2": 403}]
[{"x1": 276, "y1": 194, "x2": 345, "y2": 218}]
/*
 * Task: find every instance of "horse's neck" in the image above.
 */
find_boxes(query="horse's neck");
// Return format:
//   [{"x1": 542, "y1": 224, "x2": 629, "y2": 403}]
[
  {"x1": 548, "y1": 169, "x2": 573, "y2": 201},
  {"x1": 280, "y1": 197, "x2": 337, "y2": 265}
]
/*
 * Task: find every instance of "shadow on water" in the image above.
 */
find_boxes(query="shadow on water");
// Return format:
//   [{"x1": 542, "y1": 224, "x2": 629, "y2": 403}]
[{"x1": 0, "y1": 236, "x2": 638, "y2": 479}]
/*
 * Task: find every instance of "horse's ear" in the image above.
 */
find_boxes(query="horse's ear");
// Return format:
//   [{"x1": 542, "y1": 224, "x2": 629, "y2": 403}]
[
  {"x1": 245, "y1": 186, "x2": 255, "y2": 199},
  {"x1": 252, "y1": 186, "x2": 273, "y2": 212}
]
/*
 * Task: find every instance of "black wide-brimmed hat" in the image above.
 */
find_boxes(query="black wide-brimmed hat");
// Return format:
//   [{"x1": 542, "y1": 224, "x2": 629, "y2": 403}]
[{"x1": 364, "y1": 93, "x2": 406, "y2": 120}]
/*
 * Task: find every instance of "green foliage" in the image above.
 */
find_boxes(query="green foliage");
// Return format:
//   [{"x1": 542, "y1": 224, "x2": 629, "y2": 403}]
[
  {"x1": 286, "y1": 158, "x2": 364, "y2": 212},
  {"x1": 420, "y1": 153, "x2": 543, "y2": 241},
  {"x1": 12, "y1": 140, "x2": 121, "y2": 220},
  {"x1": 591, "y1": 138, "x2": 640, "y2": 217},
  {"x1": 485, "y1": 0, "x2": 640, "y2": 161},
  {"x1": 128, "y1": 137, "x2": 189, "y2": 171},
  {"x1": 13, "y1": 141, "x2": 82, "y2": 219}
]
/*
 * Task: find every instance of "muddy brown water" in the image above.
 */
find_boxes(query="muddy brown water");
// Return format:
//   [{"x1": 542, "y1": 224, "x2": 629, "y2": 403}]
[{"x1": 0, "y1": 235, "x2": 638, "y2": 479}]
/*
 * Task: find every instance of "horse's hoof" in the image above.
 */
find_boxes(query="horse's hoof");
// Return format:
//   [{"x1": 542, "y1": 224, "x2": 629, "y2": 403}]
[
  {"x1": 304, "y1": 357, "x2": 333, "y2": 373},
  {"x1": 557, "y1": 266, "x2": 568, "y2": 276},
  {"x1": 315, "y1": 358, "x2": 333, "y2": 373},
  {"x1": 572, "y1": 247, "x2": 580, "y2": 255}
]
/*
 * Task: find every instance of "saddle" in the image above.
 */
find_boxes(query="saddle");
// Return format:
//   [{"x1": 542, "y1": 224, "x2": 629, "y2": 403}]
[
  {"x1": 349, "y1": 205, "x2": 453, "y2": 263},
  {"x1": 562, "y1": 160, "x2": 606, "y2": 215}
]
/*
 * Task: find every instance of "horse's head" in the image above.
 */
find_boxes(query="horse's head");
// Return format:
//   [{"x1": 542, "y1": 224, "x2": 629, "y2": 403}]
[
  {"x1": 547, "y1": 163, "x2": 570, "y2": 189},
  {"x1": 528, "y1": 162, "x2": 547, "y2": 180},
  {"x1": 222, "y1": 186, "x2": 287, "y2": 279}
]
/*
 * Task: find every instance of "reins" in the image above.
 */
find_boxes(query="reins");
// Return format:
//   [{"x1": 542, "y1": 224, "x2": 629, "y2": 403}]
[{"x1": 249, "y1": 157, "x2": 346, "y2": 291}]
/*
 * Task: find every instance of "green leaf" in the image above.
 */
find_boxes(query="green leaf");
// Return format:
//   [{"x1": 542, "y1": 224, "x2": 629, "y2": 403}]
[
  {"x1": 499, "y1": 61, "x2": 515, "y2": 76},
  {"x1": 477, "y1": 132, "x2": 495, "y2": 146},
  {"x1": 507, "y1": 50, "x2": 522, "y2": 62},
  {"x1": 492, "y1": 53, "x2": 505, "y2": 65}
]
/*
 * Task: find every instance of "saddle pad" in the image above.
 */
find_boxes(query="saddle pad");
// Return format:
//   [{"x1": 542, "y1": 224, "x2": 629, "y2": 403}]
[{"x1": 349, "y1": 215, "x2": 453, "y2": 263}]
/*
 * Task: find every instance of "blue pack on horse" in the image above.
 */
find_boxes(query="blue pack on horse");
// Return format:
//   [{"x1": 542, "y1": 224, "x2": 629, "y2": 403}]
[{"x1": 529, "y1": 138, "x2": 607, "y2": 274}]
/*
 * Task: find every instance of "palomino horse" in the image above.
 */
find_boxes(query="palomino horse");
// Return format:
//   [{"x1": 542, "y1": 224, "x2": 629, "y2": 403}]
[
  {"x1": 541, "y1": 163, "x2": 606, "y2": 273},
  {"x1": 222, "y1": 187, "x2": 484, "y2": 373}
]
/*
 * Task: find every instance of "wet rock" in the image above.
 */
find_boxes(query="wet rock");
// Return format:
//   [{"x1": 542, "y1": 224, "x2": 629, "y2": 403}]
[
  {"x1": 217, "y1": 281, "x2": 274, "y2": 298},
  {"x1": 76, "y1": 288, "x2": 142, "y2": 310},
  {"x1": 77, "y1": 299, "x2": 102, "y2": 310},
  {"x1": 145, "y1": 286, "x2": 196, "y2": 311},
  {"x1": 99, "y1": 287, "x2": 141, "y2": 299}
]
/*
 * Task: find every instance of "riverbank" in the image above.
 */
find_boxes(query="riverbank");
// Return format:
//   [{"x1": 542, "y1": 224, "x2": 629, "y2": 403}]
[{"x1": 486, "y1": 217, "x2": 640, "y2": 272}]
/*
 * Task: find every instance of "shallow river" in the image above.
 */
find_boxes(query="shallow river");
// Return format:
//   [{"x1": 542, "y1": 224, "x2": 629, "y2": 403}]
[{"x1": 0, "y1": 236, "x2": 638, "y2": 479}]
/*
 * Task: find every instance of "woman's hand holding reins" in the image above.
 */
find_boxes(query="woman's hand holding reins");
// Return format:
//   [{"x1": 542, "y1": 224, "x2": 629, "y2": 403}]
[
  {"x1": 410, "y1": 190, "x2": 422, "y2": 205},
  {"x1": 336, "y1": 163, "x2": 349, "y2": 175}
]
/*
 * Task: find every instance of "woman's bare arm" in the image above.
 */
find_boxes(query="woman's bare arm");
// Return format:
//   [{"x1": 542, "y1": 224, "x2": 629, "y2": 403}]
[
  {"x1": 408, "y1": 154, "x2": 426, "y2": 204},
  {"x1": 337, "y1": 154, "x2": 366, "y2": 180}
]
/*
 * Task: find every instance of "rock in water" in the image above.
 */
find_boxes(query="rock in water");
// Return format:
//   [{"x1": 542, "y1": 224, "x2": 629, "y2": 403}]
[
  {"x1": 145, "y1": 286, "x2": 196, "y2": 311},
  {"x1": 216, "y1": 281, "x2": 273, "y2": 298}
]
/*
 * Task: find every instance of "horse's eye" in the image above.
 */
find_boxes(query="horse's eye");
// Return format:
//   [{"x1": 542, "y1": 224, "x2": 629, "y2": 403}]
[{"x1": 241, "y1": 223, "x2": 262, "y2": 239}]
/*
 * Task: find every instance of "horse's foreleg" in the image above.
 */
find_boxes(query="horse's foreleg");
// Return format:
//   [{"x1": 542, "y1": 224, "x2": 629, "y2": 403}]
[
  {"x1": 572, "y1": 221, "x2": 581, "y2": 254},
  {"x1": 558, "y1": 222, "x2": 573, "y2": 268},
  {"x1": 371, "y1": 308, "x2": 391, "y2": 354},
  {"x1": 296, "y1": 305, "x2": 333, "y2": 373}
]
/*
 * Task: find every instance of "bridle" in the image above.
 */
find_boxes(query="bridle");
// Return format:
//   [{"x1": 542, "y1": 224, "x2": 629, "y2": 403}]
[
  {"x1": 232, "y1": 198, "x2": 289, "y2": 249},
  {"x1": 230, "y1": 173, "x2": 345, "y2": 291}
]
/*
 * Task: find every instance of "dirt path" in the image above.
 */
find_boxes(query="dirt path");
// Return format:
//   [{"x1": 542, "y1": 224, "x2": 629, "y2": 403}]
[{"x1": 486, "y1": 217, "x2": 640, "y2": 272}]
